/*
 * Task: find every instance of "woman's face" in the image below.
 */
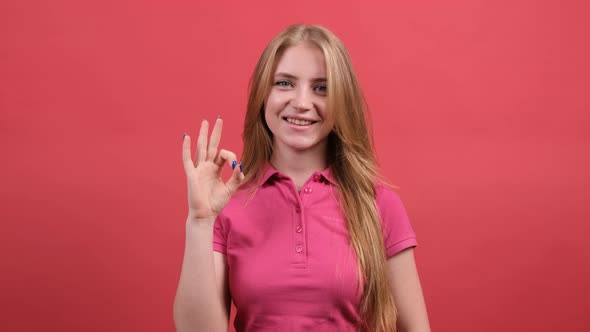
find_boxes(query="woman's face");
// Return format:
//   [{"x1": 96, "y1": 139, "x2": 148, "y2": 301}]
[{"x1": 264, "y1": 42, "x2": 334, "y2": 154}]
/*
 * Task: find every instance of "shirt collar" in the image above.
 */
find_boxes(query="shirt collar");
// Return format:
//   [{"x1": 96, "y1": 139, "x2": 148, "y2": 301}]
[{"x1": 260, "y1": 162, "x2": 337, "y2": 186}]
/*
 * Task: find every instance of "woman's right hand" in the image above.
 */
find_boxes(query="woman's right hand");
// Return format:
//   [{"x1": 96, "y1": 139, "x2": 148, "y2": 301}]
[{"x1": 182, "y1": 117, "x2": 244, "y2": 222}]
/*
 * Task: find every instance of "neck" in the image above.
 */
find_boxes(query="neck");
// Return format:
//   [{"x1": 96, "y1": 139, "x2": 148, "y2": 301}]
[{"x1": 270, "y1": 141, "x2": 328, "y2": 190}]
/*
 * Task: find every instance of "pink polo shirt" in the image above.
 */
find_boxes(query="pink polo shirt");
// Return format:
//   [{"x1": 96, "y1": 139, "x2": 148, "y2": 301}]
[{"x1": 213, "y1": 163, "x2": 417, "y2": 331}]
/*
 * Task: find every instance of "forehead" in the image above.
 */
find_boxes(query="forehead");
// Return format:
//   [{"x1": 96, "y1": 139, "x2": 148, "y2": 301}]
[{"x1": 274, "y1": 42, "x2": 326, "y2": 78}]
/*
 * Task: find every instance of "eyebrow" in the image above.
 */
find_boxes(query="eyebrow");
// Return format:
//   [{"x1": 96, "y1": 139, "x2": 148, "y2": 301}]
[{"x1": 274, "y1": 72, "x2": 327, "y2": 82}]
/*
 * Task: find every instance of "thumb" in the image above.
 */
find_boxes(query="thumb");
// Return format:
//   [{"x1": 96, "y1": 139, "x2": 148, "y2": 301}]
[{"x1": 225, "y1": 160, "x2": 245, "y2": 195}]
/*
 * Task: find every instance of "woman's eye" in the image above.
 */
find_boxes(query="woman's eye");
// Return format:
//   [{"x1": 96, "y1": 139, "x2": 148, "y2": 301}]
[
  {"x1": 274, "y1": 81, "x2": 326, "y2": 94},
  {"x1": 315, "y1": 85, "x2": 327, "y2": 93}
]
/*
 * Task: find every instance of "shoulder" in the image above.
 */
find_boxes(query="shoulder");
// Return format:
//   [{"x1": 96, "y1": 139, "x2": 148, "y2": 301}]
[
  {"x1": 375, "y1": 183, "x2": 405, "y2": 210},
  {"x1": 373, "y1": 183, "x2": 411, "y2": 222},
  {"x1": 373, "y1": 183, "x2": 417, "y2": 255}
]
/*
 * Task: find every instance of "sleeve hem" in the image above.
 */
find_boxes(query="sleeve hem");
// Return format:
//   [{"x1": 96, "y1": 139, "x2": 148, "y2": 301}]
[
  {"x1": 213, "y1": 242, "x2": 227, "y2": 255},
  {"x1": 386, "y1": 237, "x2": 417, "y2": 258}
]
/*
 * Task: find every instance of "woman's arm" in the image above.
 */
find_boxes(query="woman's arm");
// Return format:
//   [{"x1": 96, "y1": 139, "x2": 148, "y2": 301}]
[
  {"x1": 388, "y1": 248, "x2": 431, "y2": 332},
  {"x1": 173, "y1": 219, "x2": 231, "y2": 332},
  {"x1": 174, "y1": 118, "x2": 241, "y2": 331}
]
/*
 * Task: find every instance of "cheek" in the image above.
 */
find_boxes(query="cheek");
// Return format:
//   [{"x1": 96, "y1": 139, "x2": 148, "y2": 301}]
[
  {"x1": 320, "y1": 109, "x2": 335, "y2": 132},
  {"x1": 265, "y1": 90, "x2": 286, "y2": 111},
  {"x1": 263, "y1": 99, "x2": 280, "y2": 133},
  {"x1": 318, "y1": 106, "x2": 330, "y2": 123}
]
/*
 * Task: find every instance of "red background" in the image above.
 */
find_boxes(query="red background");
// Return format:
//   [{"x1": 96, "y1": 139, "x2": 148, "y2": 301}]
[{"x1": 1, "y1": 1, "x2": 589, "y2": 331}]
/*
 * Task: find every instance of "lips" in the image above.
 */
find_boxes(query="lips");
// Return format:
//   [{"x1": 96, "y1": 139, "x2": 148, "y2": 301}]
[{"x1": 284, "y1": 117, "x2": 317, "y2": 126}]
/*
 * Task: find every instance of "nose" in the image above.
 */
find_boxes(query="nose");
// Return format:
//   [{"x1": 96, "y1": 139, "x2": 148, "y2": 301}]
[{"x1": 291, "y1": 86, "x2": 313, "y2": 111}]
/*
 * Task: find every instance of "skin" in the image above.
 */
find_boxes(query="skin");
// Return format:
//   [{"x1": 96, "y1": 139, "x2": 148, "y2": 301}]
[
  {"x1": 179, "y1": 41, "x2": 430, "y2": 331},
  {"x1": 265, "y1": 42, "x2": 334, "y2": 190},
  {"x1": 177, "y1": 117, "x2": 242, "y2": 332},
  {"x1": 389, "y1": 248, "x2": 431, "y2": 332}
]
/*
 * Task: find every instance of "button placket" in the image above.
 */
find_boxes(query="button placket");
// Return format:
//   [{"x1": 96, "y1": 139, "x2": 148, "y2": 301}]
[
  {"x1": 299, "y1": 175, "x2": 316, "y2": 199},
  {"x1": 292, "y1": 191, "x2": 306, "y2": 266},
  {"x1": 294, "y1": 205, "x2": 305, "y2": 258},
  {"x1": 296, "y1": 177, "x2": 317, "y2": 255},
  {"x1": 294, "y1": 205, "x2": 303, "y2": 233},
  {"x1": 290, "y1": 173, "x2": 322, "y2": 267}
]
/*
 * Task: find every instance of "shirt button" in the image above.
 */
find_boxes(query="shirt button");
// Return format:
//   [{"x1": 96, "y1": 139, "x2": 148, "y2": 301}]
[
  {"x1": 313, "y1": 174, "x2": 321, "y2": 182},
  {"x1": 295, "y1": 246, "x2": 303, "y2": 253},
  {"x1": 295, "y1": 207, "x2": 301, "y2": 213},
  {"x1": 303, "y1": 187, "x2": 312, "y2": 194},
  {"x1": 296, "y1": 225, "x2": 303, "y2": 233}
]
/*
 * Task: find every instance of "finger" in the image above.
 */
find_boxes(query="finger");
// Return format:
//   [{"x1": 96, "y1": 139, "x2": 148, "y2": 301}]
[
  {"x1": 195, "y1": 120, "x2": 209, "y2": 164},
  {"x1": 207, "y1": 116, "x2": 223, "y2": 161},
  {"x1": 214, "y1": 149, "x2": 237, "y2": 168},
  {"x1": 182, "y1": 133, "x2": 194, "y2": 172},
  {"x1": 225, "y1": 160, "x2": 245, "y2": 195}
]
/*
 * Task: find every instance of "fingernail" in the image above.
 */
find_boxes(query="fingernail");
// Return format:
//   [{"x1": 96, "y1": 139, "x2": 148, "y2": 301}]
[
  {"x1": 239, "y1": 162, "x2": 243, "y2": 172},
  {"x1": 232, "y1": 160, "x2": 237, "y2": 170},
  {"x1": 217, "y1": 115, "x2": 222, "y2": 119},
  {"x1": 183, "y1": 132, "x2": 187, "y2": 140}
]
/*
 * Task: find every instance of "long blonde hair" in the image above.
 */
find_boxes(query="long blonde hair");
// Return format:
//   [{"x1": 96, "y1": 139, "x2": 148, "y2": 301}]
[{"x1": 241, "y1": 24, "x2": 397, "y2": 331}]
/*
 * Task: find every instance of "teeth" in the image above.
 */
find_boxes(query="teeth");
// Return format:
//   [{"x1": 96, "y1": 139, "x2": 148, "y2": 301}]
[{"x1": 286, "y1": 118, "x2": 313, "y2": 126}]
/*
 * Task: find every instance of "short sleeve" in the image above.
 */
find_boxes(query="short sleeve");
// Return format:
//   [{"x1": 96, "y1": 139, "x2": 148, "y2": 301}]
[
  {"x1": 212, "y1": 212, "x2": 227, "y2": 255},
  {"x1": 376, "y1": 185, "x2": 418, "y2": 258}
]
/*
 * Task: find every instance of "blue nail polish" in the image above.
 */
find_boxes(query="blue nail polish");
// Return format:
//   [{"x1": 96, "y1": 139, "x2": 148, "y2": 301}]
[
  {"x1": 239, "y1": 162, "x2": 243, "y2": 172},
  {"x1": 232, "y1": 160, "x2": 237, "y2": 170}
]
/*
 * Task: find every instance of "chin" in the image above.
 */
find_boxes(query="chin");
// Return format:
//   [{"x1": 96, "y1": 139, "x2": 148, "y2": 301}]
[{"x1": 281, "y1": 138, "x2": 321, "y2": 152}]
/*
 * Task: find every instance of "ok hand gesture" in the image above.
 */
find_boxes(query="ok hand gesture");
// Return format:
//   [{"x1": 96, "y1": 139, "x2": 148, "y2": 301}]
[{"x1": 182, "y1": 117, "x2": 244, "y2": 222}]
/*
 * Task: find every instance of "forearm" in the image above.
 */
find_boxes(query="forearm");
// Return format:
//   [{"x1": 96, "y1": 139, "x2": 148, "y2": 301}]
[{"x1": 173, "y1": 218, "x2": 227, "y2": 332}]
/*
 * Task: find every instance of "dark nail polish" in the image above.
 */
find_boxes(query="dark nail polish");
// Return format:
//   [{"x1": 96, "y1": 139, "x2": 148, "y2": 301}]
[
  {"x1": 239, "y1": 162, "x2": 243, "y2": 172},
  {"x1": 217, "y1": 115, "x2": 222, "y2": 119},
  {"x1": 232, "y1": 160, "x2": 237, "y2": 170},
  {"x1": 183, "y1": 132, "x2": 187, "y2": 140}
]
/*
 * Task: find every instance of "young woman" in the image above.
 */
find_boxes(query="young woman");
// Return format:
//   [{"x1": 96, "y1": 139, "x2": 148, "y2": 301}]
[{"x1": 174, "y1": 24, "x2": 430, "y2": 332}]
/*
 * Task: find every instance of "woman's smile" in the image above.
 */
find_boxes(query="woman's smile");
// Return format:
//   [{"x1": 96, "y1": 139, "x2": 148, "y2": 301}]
[
  {"x1": 264, "y1": 42, "x2": 332, "y2": 153},
  {"x1": 283, "y1": 116, "x2": 318, "y2": 127}
]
